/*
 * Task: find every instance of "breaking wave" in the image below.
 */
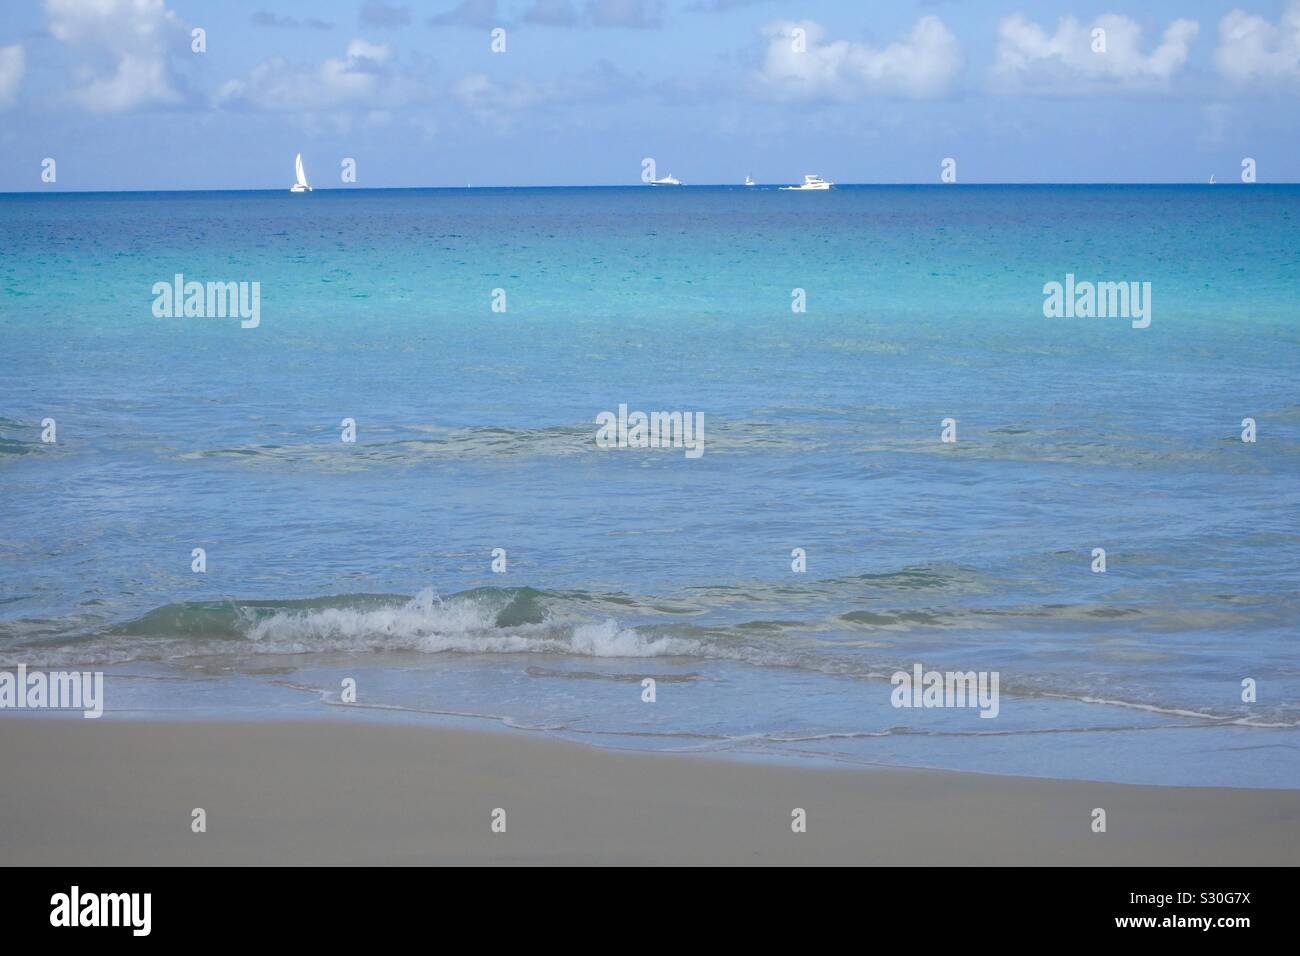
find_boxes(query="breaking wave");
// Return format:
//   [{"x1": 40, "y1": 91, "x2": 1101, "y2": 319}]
[
  {"x1": 3, "y1": 578, "x2": 1296, "y2": 728},
  {"x1": 9, "y1": 588, "x2": 724, "y2": 665}
]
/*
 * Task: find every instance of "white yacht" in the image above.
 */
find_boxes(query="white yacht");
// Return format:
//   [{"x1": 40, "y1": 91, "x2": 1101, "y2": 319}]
[
  {"x1": 781, "y1": 174, "x2": 832, "y2": 191},
  {"x1": 290, "y1": 153, "x2": 312, "y2": 193},
  {"x1": 744, "y1": 175, "x2": 754, "y2": 187},
  {"x1": 649, "y1": 174, "x2": 682, "y2": 186}
]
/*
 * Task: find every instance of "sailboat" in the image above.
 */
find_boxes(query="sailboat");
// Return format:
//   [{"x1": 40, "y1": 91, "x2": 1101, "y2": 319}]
[
  {"x1": 290, "y1": 153, "x2": 312, "y2": 193},
  {"x1": 1209, "y1": 174, "x2": 1216, "y2": 185},
  {"x1": 744, "y1": 175, "x2": 754, "y2": 187}
]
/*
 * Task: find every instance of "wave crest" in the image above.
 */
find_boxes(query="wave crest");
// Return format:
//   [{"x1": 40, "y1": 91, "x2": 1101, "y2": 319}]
[{"x1": 95, "y1": 588, "x2": 708, "y2": 660}]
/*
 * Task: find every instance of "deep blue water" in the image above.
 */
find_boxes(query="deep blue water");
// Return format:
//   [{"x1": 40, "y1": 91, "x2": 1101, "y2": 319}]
[{"x1": 2, "y1": 185, "x2": 1298, "y2": 786}]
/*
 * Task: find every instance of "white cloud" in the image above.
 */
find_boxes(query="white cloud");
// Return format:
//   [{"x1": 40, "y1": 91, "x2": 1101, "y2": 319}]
[
  {"x1": 994, "y1": 14, "x2": 1198, "y2": 93},
  {"x1": 359, "y1": 1, "x2": 411, "y2": 28},
  {"x1": 44, "y1": 0, "x2": 187, "y2": 112},
  {"x1": 429, "y1": 0, "x2": 501, "y2": 29},
  {"x1": 345, "y1": 39, "x2": 392, "y2": 63},
  {"x1": 755, "y1": 17, "x2": 962, "y2": 100},
  {"x1": 1215, "y1": 0, "x2": 1300, "y2": 84},
  {"x1": 497, "y1": 0, "x2": 665, "y2": 29},
  {"x1": 252, "y1": 11, "x2": 333, "y2": 30},
  {"x1": 585, "y1": 0, "x2": 664, "y2": 29},
  {"x1": 455, "y1": 73, "x2": 544, "y2": 117},
  {"x1": 454, "y1": 61, "x2": 635, "y2": 126},
  {"x1": 524, "y1": 0, "x2": 577, "y2": 26},
  {"x1": 0, "y1": 44, "x2": 24, "y2": 109},
  {"x1": 216, "y1": 38, "x2": 417, "y2": 113}
]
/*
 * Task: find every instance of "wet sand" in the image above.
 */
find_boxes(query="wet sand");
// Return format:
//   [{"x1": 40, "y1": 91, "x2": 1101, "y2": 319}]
[{"x1": 2, "y1": 718, "x2": 1297, "y2": 865}]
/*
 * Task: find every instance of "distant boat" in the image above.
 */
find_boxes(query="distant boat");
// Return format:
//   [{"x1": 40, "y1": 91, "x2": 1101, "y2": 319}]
[
  {"x1": 290, "y1": 153, "x2": 311, "y2": 193},
  {"x1": 649, "y1": 174, "x2": 681, "y2": 186},
  {"x1": 1209, "y1": 174, "x2": 1216, "y2": 184},
  {"x1": 744, "y1": 175, "x2": 754, "y2": 187},
  {"x1": 781, "y1": 174, "x2": 833, "y2": 191}
]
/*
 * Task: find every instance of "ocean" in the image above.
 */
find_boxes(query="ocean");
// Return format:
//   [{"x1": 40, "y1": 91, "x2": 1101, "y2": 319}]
[{"x1": 2, "y1": 184, "x2": 1298, "y2": 787}]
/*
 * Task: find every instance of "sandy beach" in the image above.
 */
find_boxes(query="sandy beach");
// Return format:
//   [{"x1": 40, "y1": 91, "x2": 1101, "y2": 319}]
[{"x1": 2, "y1": 718, "x2": 1296, "y2": 866}]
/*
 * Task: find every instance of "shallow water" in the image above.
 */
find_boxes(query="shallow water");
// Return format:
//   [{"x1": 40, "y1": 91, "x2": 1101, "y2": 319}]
[{"x1": 2, "y1": 186, "x2": 1298, "y2": 786}]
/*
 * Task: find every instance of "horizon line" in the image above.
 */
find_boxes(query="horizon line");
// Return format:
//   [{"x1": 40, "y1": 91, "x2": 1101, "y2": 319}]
[{"x1": 1, "y1": 181, "x2": 1291, "y2": 195}]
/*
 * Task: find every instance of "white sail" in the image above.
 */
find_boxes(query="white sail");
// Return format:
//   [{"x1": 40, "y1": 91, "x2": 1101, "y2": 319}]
[{"x1": 294, "y1": 153, "x2": 309, "y2": 189}]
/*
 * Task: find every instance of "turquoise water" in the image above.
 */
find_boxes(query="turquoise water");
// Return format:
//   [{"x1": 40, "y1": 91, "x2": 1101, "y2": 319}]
[{"x1": 2, "y1": 185, "x2": 1298, "y2": 786}]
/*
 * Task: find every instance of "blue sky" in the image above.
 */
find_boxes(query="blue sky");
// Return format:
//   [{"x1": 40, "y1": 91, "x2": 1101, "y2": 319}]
[{"x1": 0, "y1": 0, "x2": 1297, "y2": 189}]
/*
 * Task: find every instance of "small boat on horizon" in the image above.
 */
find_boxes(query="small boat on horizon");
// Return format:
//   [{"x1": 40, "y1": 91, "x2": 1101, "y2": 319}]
[
  {"x1": 781, "y1": 174, "x2": 833, "y2": 191},
  {"x1": 649, "y1": 174, "x2": 682, "y2": 186},
  {"x1": 1209, "y1": 174, "x2": 1216, "y2": 184},
  {"x1": 290, "y1": 153, "x2": 312, "y2": 193},
  {"x1": 744, "y1": 174, "x2": 754, "y2": 187}
]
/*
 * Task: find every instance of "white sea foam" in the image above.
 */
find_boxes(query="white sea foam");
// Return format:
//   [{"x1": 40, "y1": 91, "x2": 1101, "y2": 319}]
[
  {"x1": 241, "y1": 589, "x2": 704, "y2": 658},
  {"x1": 8, "y1": 589, "x2": 1297, "y2": 737}
]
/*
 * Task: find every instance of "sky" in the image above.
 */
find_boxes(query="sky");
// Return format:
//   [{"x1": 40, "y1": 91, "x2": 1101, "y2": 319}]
[{"x1": 0, "y1": 0, "x2": 1297, "y2": 189}]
